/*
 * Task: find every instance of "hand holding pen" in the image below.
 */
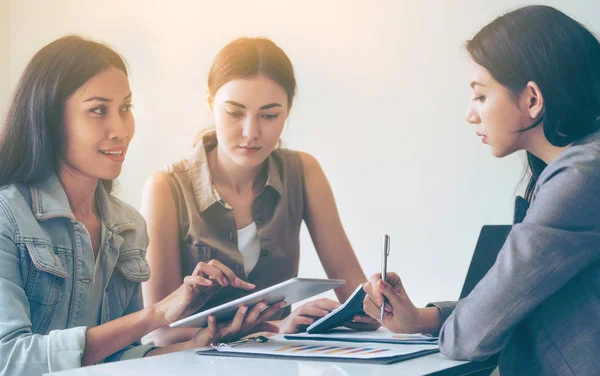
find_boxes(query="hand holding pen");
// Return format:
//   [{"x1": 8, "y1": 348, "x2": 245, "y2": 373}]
[
  {"x1": 362, "y1": 271, "x2": 424, "y2": 334},
  {"x1": 361, "y1": 235, "x2": 439, "y2": 334}
]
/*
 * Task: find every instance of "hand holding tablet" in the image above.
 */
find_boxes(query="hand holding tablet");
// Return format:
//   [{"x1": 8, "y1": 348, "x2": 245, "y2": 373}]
[{"x1": 170, "y1": 278, "x2": 345, "y2": 328}]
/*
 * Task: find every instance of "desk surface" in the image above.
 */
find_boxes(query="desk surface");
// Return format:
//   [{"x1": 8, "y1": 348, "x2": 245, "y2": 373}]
[{"x1": 46, "y1": 349, "x2": 476, "y2": 376}]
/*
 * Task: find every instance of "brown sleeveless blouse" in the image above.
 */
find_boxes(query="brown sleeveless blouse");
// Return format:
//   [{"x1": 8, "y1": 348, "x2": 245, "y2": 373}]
[{"x1": 160, "y1": 136, "x2": 306, "y2": 316}]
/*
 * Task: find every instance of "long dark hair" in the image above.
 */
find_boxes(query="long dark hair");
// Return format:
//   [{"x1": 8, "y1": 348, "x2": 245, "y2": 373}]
[
  {"x1": 0, "y1": 35, "x2": 128, "y2": 193},
  {"x1": 466, "y1": 6, "x2": 600, "y2": 201},
  {"x1": 195, "y1": 37, "x2": 296, "y2": 146}
]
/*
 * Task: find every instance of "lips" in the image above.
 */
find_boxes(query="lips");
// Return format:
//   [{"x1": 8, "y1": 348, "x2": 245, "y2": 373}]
[
  {"x1": 239, "y1": 146, "x2": 261, "y2": 152},
  {"x1": 99, "y1": 146, "x2": 127, "y2": 162},
  {"x1": 237, "y1": 145, "x2": 262, "y2": 156},
  {"x1": 99, "y1": 149, "x2": 125, "y2": 156},
  {"x1": 475, "y1": 132, "x2": 488, "y2": 144}
]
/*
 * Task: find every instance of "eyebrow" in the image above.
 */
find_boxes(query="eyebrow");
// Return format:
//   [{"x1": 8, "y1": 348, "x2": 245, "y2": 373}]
[
  {"x1": 470, "y1": 81, "x2": 485, "y2": 89},
  {"x1": 84, "y1": 92, "x2": 132, "y2": 103},
  {"x1": 224, "y1": 100, "x2": 282, "y2": 110}
]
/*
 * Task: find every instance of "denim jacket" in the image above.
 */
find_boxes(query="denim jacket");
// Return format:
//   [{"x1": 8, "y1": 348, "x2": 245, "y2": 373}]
[{"x1": 0, "y1": 174, "x2": 155, "y2": 376}]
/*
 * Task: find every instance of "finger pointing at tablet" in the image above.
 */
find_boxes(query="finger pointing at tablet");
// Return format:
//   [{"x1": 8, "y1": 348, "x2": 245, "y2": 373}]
[{"x1": 191, "y1": 259, "x2": 255, "y2": 290}]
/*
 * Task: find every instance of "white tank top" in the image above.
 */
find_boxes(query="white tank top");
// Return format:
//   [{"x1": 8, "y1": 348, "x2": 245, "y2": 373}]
[{"x1": 237, "y1": 222, "x2": 260, "y2": 275}]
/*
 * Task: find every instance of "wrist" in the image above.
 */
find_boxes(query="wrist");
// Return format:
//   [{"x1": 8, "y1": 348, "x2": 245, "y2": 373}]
[
  {"x1": 271, "y1": 319, "x2": 283, "y2": 326},
  {"x1": 274, "y1": 318, "x2": 290, "y2": 333},
  {"x1": 145, "y1": 303, "x2": 168, "y2": 329},
  {"x1": 415, "y1": 307, "x2": 441, "y2": 335},
  {"x1": 145, "y1": 339, "x2": 195, "y2": 357}
]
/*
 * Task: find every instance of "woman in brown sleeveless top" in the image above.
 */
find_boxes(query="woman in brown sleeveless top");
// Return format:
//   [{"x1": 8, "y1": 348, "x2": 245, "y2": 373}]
[{"x1": 141, "y1": 37, "x2": 379, "y2": 346}]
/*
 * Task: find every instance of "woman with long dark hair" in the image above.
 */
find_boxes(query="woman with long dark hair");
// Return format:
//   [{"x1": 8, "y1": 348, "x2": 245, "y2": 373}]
[{"x1": 363, "y1": 6, "x2": 600, "y2": 375}]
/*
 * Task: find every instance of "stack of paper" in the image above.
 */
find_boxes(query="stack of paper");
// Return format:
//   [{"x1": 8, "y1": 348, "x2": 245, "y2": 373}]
[
  {"x1": 196, "y1": 335, "x2": 438, "y2": 365},
  {"x1": 285, "y1": 327, "x2": 439, "y2": 345}
]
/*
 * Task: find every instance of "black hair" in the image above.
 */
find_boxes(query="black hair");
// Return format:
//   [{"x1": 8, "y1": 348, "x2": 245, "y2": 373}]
[
  {"x1": 0, "y1": 35, "x2": 128, "y2": 193},
  {"x1": 467, "y1": 5, "x2": 600, "y2": 200}
]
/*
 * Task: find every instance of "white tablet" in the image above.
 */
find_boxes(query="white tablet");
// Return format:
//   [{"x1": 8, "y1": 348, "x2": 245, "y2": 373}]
[{"x1": 170, "y1": 277, "x2": 345, "y2": 328}]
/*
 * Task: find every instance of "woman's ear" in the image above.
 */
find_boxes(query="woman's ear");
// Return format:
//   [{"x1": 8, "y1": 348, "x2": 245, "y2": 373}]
[
  {"x1": 206, "y1": 88, "x2": 214, "y2": 111},
  {"x1": 522, "y1": 81, "x2": 545, "y2": 120}
]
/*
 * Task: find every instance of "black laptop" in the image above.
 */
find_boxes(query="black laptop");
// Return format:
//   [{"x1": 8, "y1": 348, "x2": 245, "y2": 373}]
[
  {"x1": 459, "y1": 225, "x2": 512, "y2": 299},
  {"x1": 428, "y1": 225, "x2": 512, "y2": 376}
]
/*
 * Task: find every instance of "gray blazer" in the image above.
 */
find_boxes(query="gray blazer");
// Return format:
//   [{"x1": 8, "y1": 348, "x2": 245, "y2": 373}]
[{"x1": 431, "y1": 129, "x2": 600, "y2": 375}]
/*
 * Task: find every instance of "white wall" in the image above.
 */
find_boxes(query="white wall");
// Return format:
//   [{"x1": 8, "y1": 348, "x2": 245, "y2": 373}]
[
  {"x1": 0, "y1": 0, "x2": 9, "y2": 119},
  {"x1": 7, "y1": 0, "x2": 600, "y2": 306}
]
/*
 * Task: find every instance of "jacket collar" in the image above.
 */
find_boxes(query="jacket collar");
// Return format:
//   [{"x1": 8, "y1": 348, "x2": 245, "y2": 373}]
[
  {"x1": 190, "y1": 136, "x2": 283, "y2": 213},
  {"x1": 30, "y1": 174, "x2": 135, "y2": 233}
]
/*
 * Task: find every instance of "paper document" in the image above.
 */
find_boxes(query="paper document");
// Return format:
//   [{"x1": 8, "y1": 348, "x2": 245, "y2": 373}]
[
  {"x1": 207, "y1": 335, "x2": 438, "y2": 361},
  {"x1": 285, "y1": 327, "x2": 439, "y2": 345}
]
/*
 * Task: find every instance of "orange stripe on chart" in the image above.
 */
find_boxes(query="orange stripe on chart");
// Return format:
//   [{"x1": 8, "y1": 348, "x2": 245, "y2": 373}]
[
  {"x1": 364, "y1": 349, "x2": 390, "y2": 354},
  {"x1": 324, "y1": 347, "x2": 355, "y2": 355},
  {"x1": 307, "y1": 346, "x2": 337, "y2": 353},
  {"x1": 344, "y1": 347, "x2": 374, "y2": 354},
  {"x1": 275, "y1": 345, "x2": 306, "y2": 352}
]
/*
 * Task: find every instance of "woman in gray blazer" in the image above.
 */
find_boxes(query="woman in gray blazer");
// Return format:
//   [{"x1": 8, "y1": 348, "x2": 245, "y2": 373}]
[{"x1": 363, "y1": 5, "x2": 600, "y2": 376}]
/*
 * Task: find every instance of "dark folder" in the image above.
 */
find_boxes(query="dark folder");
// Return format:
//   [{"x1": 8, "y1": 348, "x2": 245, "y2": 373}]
[{"x1": 305, "y1": 284, "x2": 366, "y2": 334}]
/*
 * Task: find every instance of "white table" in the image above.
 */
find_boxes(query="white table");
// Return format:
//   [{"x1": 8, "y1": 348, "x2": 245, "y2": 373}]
[{"x1": 45, "y1": 349, "x2": 492, "y2": 376}]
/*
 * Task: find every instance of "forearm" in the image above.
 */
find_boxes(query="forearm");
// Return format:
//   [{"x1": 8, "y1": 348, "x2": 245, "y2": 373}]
[
  {"x1": 145, "y1": 339, "x2": 196, "y2": 357},
  {"x1": 150, "y1": 327, "x2": 198, "y2": 346},
  {"x1": 322, "y1": 249, "x2": 367, "y2": 303},
  {"x1": 416, "y1": 307, "x2": 442, "y2": 335},
  {"x1": 82, "y1": 305, "x2": 162, "y2": 365},
  {"x1": 334, "y1": 263, "x2": 368, "y2": 303}
]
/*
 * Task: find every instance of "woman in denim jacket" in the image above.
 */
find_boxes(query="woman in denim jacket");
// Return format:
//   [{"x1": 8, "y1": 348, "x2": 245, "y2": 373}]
[{"x1": 0, "y1": 36, "x2": 282, "y2": 376}]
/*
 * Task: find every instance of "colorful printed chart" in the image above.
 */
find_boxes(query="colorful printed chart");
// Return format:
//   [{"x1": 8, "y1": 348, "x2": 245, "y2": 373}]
[
  {"x1": 286, "y1": 327, "x2": 439, "y2": 345},
  {"x1": 211, "y1": 337, "x2": 439, "y2": 361},
  {"x1": 275, "y1": 344, "x2": 390, "y2": 357}
]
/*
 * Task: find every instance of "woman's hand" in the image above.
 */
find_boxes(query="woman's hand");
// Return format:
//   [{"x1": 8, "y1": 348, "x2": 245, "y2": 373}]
[
  {"x1": 342, "y1": 314, "x2": 381, "y2": 331},
  {"x1": 362, "y1": 272, "x2": 423, "y2": 333},
  {"x1": 278, "y1": 298, "x2": 381, "y2": 334},
  {"x1": 191, "y1": 301, "x2": 287, "y2": 347},
  {"x1": 153, "y1": 259, "x2": 256, "y2": 326},
  {"x1": 278, "y1": 298, "x2": 342, "y2": 334}
]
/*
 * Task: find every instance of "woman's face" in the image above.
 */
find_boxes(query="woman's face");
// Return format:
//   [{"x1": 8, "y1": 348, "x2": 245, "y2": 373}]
[
  {"x1": 465, "y1": 59, "x2": 535, "y2": 158},
  {"x1": 210, "y1": 74, "x2": 288, "y2": 169},
  {"x1": 62, "y1": 67, "x2": 134, "y2": 181}
]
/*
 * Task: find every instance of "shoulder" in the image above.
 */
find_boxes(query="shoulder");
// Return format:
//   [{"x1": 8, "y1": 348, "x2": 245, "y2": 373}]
[
  {"x1": 289, "y1": 151, "x2": 328, "y2": 192},
  {"x1": 537, "y1": 139, "x2": 600, "y2": 191},
  {"x1": 296, "y1": 151, "x2": 325, "y2": 181},
  {"x1": 0, "y1": 183, "x2": 33, "y2": 233},
  {"x1": 296, "y1": 151, "x2": 320, "y2": 170},
  {"x1": 0, "y1": 182, "x2": 29, "y2": 206},
  {"x1": 159, "y1": 150, "x2": 211, "y2": 193},
  {"x1": 528, "y1": 140, "x2": 600, "y2": 228},
  {"x1": 272, "y1": 148, "x2": 322, "y2": 175},
  {"x1": 140, "y1": 172, "x2": 180, "y2": 224},
  {"x1": 163, "y1": 155, "x2": 194, "y2": 175},
  {"x1": 0, "y1": 184, "x2": 56, "y2": 245},
  {"x1": 143, "y1": 171, "x2": 173, "y2": 197}
]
